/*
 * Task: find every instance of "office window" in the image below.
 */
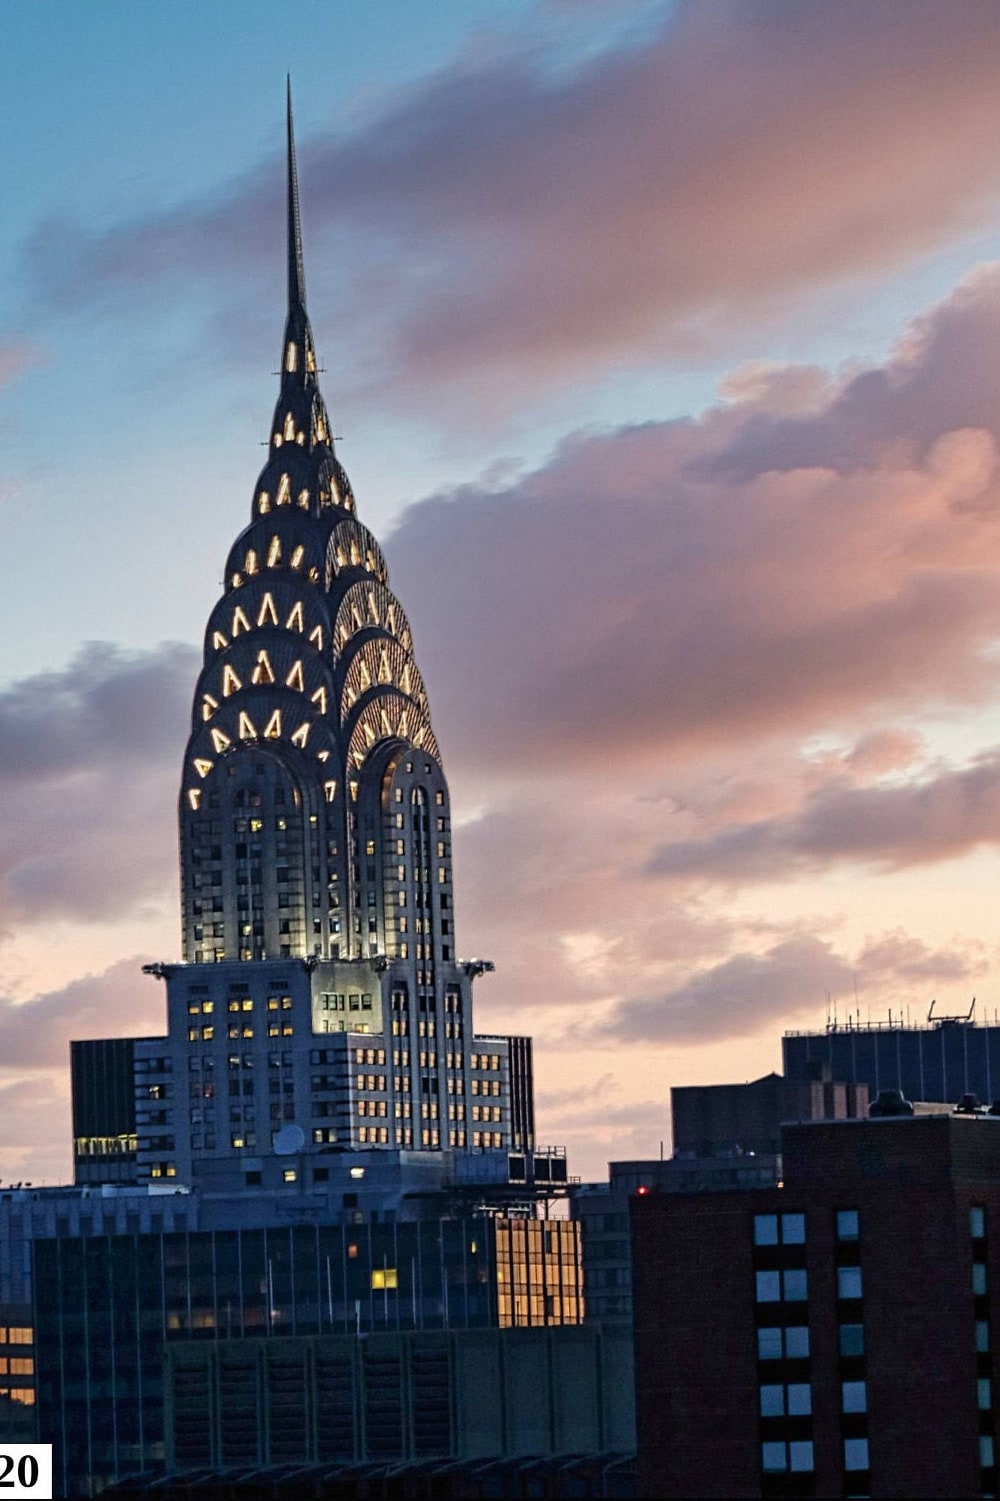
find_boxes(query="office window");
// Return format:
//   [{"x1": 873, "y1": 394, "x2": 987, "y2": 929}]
[
  {"x1": 761, "y1": 1439, "x2": 813, "y2": 1475},
  {"x1": 758, "y1": 1327, "x2": 783, "y2": 1360},
  {"x1": 755, "y1": 1270, "x2": 781, "y2": 1303},
  {"x1": 783, "y1": 1269, "x2": 808, "y2": 1302},
  {"x1": 781, "y1": 1212, "x2": 806, "y2": 1245},
  {"x1": 981, "y1": 1437, "x2": 995, "y2": 1468},
  {"x1": 788, "y1": 1442, "x2": 814, "y2": 1474},
  {"x1": 761, "y1": 1442, "x2": 787, "y2": 1473},
  {"x1": 971, "y1": 1206, "x2": 987, "y2": 1239},
  {"x1": 785, "y1": 1326, "x2": 810, "y2": 1359},
  {"x1": 977, "y1": 1321, "x2": 990, "y2": 1353},
  {"x1": 836, "y1": 1208, "x2": 860, "y2": 1240},
  {"x1": 839, "y1": 1323, "x2": 865, "y2": 1357},
  {"x1": 754, "y1": 1214, "x2": 779, "y2": 1246},
  {"x1": 786, "y1": 1383, "x2": 811, "y2": 1416},
  {"x1": 844, "y1": 1438, "x2": 869, "y2": 1471},
  {"x1": 974, "y1": 1263, "x2": 988, "y2": 1296},
  {"x1": 371, "y1": 1268, "x2": 398, "y2": 1291},
  {"x1": 760, "y1": 1385, "x2": 784, "y2": 1417},
  {"x1": 837, "y1": 1265, "x2": 863, "y2": 1300},
  {"x1": 979, "y1": 1378, "x2": 992, "y2": 1411},
  {"x1": 842, "y1": 1381, "x2": 867, "y2": 1414}
]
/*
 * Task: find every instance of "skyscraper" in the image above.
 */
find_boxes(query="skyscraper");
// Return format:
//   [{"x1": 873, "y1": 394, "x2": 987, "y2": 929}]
[{"x1": 73, "y1": 89, "x2": 538, "y2": 1192}]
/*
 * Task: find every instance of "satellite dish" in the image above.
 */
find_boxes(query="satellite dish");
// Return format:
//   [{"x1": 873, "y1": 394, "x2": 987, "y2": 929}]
[{"x1": 273, "y1": 1123, "x2": 306, "y2": 1155}]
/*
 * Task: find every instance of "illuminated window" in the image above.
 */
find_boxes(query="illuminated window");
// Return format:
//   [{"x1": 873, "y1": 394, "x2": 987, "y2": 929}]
[
  {"x1": 210, "y1": 727, "x2": 231, "y2": 753},
  {"x1": 194, "y1": 757, "x2": 214, "y2": 779},
  {"x1": 232, "y1": 606, "x2": 251, "y2": 636},
  {"x1": 223, "y1": 665, "x2": 243, "y2": 697},
  {"x1": 252, "y1": 651, "x2": 275, "y2": 685},
  {"x1": 286, "y1": 660, "x2": 304, "y2": 692},
  {"x1": 258, "y1": 593, "x2": 279, "y2": 627},
  {"x1": 371, "y1": 1268, "x2": 398, "y2": 1290},
  {"x1": 290, "y1": 545, "x2": 305, "y2": 570},
  {"x1": 311, "y1": 685, "x2": 328, "y2": 714},
  {"x1": 264, "y1": 710, "x2": 282, "y2": 739},
  {"x1": 201, "y1": 694, "x2": 219, "y2": 722},
  {"x1": 286, "y1": 601, "x2": 304, "y2": 632},
  {"x1": 245, "y1": 549, "x2": 258, "y2": 575},
  {"x1": 268, "y1": 536, "x2": 282, "y2": 567},
  {"x1": 290, "y1": 721, "x2": 310, "y2": 748},
  {"x1": 285, "y1": 341, "x2": 298, "y2": 372},
  {"x1": 258, "y1": 492, "x2": 270, "y2": 514},
  {"x1": 238, "y1": 712, "x2": 258, "y2": 740},
  {"x1": 283, "y1": 413, "x2": 296, "y2": 441}
]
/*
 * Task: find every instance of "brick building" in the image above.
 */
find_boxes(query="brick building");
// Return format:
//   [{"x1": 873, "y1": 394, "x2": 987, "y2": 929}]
[{"x1": 632, "y1": 1113, "x2": 1000, "y2": 1498}]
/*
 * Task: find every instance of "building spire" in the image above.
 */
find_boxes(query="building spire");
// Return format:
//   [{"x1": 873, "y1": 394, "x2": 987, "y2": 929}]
[{"x1": 286, "y1": 76, "x2": 306, "y2": 313}]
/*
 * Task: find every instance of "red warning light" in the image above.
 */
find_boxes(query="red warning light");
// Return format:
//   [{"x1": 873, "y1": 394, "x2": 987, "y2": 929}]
[{"x1": 636, "y1": 1185, "x2": 650, "y2": 1195}]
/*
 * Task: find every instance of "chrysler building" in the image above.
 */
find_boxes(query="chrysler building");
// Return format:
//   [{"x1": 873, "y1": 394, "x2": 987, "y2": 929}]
[{"x1": 72, "y1": 91, "x2": 538, "y2": 1191}]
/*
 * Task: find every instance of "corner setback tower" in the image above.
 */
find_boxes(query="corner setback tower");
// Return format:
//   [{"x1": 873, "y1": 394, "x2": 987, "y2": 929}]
[{"x1": 180, "y1": 87, "x2": 444, "y2": 972}]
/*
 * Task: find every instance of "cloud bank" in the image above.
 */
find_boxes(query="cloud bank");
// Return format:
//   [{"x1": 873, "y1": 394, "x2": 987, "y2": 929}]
[{"x1": 22, "y1": 1, "x2": 1000, "y2": 414}]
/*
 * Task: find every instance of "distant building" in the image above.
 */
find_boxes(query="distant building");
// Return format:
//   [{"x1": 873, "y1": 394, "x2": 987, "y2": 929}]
[
  {"x1": 35, "y1": 1213, "x2": 582, "y2": 1497},
  {"x1": 672, "y1": 1069, "x2": 868, "y2": 1160},
  {"x1": 571, "y1": 1071, "x2": 863, "y2": 1330},
  {"x1": 163, "y1": 1325, "x2": 634, "y2": 1475},
  {"x1": 632, "y1": 1113, "x2": 1000, "y2": 1498},
  {"x1": 783, "y1": 1016, "x2": 1000, "y2": 1107},
  {"x1": 70, "y1": 1039, "x2": 143, "y2": 1185}
]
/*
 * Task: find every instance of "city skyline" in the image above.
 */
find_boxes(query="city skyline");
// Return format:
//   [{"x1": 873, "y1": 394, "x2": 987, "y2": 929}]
[{"x1": 5, "y1": 1, "x2": 1000, "y2": 1183}]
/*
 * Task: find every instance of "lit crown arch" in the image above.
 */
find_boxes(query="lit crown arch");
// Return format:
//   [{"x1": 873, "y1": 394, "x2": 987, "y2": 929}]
[
  {"x1": 183, "y1": 692, "x2": 339, "y2": 800},
  {"x1": 345, "y1": 689, "x2": 440, "y2": 773},
  {"x1": 224, "y1": 513, "x2": 327, "y2": 591},
  {"x1": 340, "y1": 636, "x2": 429, "y2": 725},
  {"x1": 325, "y1": 519, "x2": 388, "y2": 588},
  {"x1": 316, "y1": 454, "x2": 355, "y2": 513},
  {"x1": 333, "y1": 581, "x2": 414, "y2": 656},
  {"x1": 194, "y1": 632, "x2": 335, "y2": 723},
  {"x1": 202, "y1": 578, "x2": 331, "y2": 666}
]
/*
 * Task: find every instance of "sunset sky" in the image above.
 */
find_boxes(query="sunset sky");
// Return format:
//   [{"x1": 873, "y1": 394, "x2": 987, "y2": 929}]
[{"x1": 5, "y1": 0, "x2": 1000, "y2": 1183}]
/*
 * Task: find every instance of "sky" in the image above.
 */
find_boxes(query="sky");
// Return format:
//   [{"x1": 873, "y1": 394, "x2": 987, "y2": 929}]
[{"x1": 5, "y1": 0, "x2": 1000, "y2": 1183}]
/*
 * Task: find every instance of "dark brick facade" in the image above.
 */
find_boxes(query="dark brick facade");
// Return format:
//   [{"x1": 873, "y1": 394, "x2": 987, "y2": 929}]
[{"x1": 633, "y1": 1116, "x2": 1000, "y2": 1498}]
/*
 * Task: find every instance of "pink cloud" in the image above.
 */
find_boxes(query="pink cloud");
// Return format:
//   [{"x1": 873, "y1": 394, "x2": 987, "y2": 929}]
[
  {"x1": 0, "y1": 959, "x2": 164, "y2": 1070},
  {"x1": 588, "y1": 931, "x2": 985, "y2": 1047},
  {"x1": 391, "y1": 271, "x2": 1000, "y2": 776},
  {"x1": 0, "y1": 643, "x2": 193, "y2": 927},
  {"x1": 647, "y1": 745, "x2": 1000, "y2": 884}
]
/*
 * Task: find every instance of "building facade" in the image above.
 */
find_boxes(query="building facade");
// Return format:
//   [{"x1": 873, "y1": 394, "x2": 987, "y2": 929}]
[
  {"x1": 783, "y1": 1017, "x2": 1000, "y2": 1107},
  {"x1": 164, "y1": 1324, "x2": 634, "y2": 1474},
  {"x1": 34, "y1": 1214, "x2": 582, "y2": 1496},
  {"x1": 632, "y1": 1114, "x2": 1000, "y2": 1499}
]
